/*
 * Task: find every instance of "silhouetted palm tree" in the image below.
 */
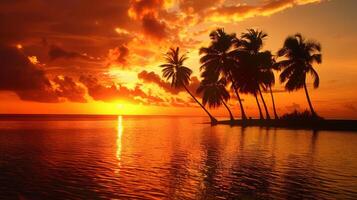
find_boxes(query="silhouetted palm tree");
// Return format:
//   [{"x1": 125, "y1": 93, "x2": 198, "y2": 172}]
[
  {"x1": 233, "y1": 50, "x2": 269, "y2": 119},
  {"x1": 276, "y1": 34, "x2": 321, "y2": 117},
  {"x1": 197, "y1": 78, "x2": 235, "y2": 122},
  {"x1": 199, "y1": 28, "x2": 247, "y2": 120},
  {"x1": 259, "y1": 52, "x2": 279, "y2": 119},
  {"x1": 268, "y1": 57, "x2": 279, "y2": 119},
  {"x1": 241, "y1": 29, "x2": 267, "y2": 54},
  {"x1": 239, "y1": 29, "x2": 272, "y2": 119},
  {"x1": 159, "y1": 47, "x2": 217, "y2": 124}
]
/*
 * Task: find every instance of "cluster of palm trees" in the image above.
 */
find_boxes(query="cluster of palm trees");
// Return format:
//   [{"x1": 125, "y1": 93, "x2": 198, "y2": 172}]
[{"x1": 159, "y1": 28, "x2": 322, "y2": 124}]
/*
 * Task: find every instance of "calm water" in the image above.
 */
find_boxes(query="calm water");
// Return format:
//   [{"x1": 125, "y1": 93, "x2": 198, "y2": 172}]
[{"x1": 0, "y1": 116, "x2": 356, "y2": 200}]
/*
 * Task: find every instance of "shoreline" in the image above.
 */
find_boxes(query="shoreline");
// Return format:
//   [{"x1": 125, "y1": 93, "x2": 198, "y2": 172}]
[{"x1": 215, "y1": 119, "x2": 357, "y2": 131}]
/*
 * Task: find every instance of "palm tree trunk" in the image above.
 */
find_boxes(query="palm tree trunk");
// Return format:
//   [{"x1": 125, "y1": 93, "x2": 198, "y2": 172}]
[
  {"x1": 221, "y1": 99, "x2": 234, "y2": 121},
  {"x1": 255, "y1": 93, "x2": 264, "y2": 120},
  {"x1": 228, "y1": 73, "x2": 247, "y2": 120},
  {"x1": 258, "y1": 87, "x2": 271, "y2": 120},
  {"x1": 303, "y1": 83, "x2": 317, "y2": 117},
  {"x1": 269, "y1": 85, "x2": 278, "y2": 119},
  {"x1": 234, "y1": 88, "x2": 247, "y2": 120},
  {"x1": 183, "y1": 85, "x2": 217, "y2": 124}
]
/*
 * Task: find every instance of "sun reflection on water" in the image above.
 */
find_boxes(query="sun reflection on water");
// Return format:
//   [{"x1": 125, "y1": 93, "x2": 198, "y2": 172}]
[{"x1": 116, "y1": 115, "x2": 123, "y2": 172}]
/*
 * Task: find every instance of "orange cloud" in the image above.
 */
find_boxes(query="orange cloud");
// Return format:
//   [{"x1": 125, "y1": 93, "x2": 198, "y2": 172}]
[
  {"x1": 205, "y1": 0, "x2": 323, "y2": 23},
  {"x1": 106, "y1": 46, "x2": 129, "y2": 67},
  {"x1": 142, "y1": 13, "x2": 168, "y2": 39},
  {"x1": 138, "y1": 70, "x2": 201, "y2": 95},
  {"x1": 53, "y1": 76, "x2": 87, "y2": 103},
  {"x1": 79, "y1": 75, "x2": 166, "y2": 105},
  {"x1": 128, "y1": 0, "x2": 164, "y2": 19}
]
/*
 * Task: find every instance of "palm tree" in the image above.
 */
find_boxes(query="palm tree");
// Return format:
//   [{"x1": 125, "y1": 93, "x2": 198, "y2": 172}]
[
  {"x1": 241, "y1": 29, "x2": 267, "y2": 55},
  {"x1": 239, "y1": 29, "x2": 272, "y2": 119},
  {"x1": 233, "y1": 50, "x2": 268, "y2": 119},
  {"x1": 199, "y1": 28, "x2": 247, "y2": 120},
  {"x1": 197, "y1": 78, "x2": 235, "y2": 122},
  {"x1": 268, "y1": 57, "x2": 279, "y2": 119},
  {"x1": 276, "y1": 33, "x2": 321, "y2": 117},
  {"x1": 259, "y1": 51, "x2": 279, "y2": 119},
  {"x1": 159, "y1": 47, "x2": 217, "y2": 124}
]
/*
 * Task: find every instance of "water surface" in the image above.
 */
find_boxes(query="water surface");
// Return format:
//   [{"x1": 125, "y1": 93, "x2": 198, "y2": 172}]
[{"x1": 0, "y1": 116, "x2": 356, "y2": 199}]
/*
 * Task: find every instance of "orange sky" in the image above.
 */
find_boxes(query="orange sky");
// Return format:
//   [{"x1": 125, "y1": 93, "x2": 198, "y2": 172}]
[{"x1": 0, "y1": 0, "x2": 356, "y2": 119}]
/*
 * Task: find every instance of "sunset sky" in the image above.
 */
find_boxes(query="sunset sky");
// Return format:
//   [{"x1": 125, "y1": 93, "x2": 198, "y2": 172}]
[{"x1": 0, "y1": 0, "x2": 356, "y2": 118}]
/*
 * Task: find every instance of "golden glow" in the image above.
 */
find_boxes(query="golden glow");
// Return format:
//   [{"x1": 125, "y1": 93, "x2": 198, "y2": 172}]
[
  {"x1": 116, "y1": 115, "x2": 123, "y2": 173},
  {"x1": 1, "y1": 1, "x2": 356, "y2": 119},
  {"x1": 28, "y1": 56, "x2": 39, "y2": 64},
  {"x1": 115, "y1": 27, "x2": 130, "y2": 35}
]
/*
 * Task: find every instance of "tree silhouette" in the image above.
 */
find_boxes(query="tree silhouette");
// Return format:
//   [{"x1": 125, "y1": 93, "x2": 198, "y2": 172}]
[
  {"x1": 269, "y1": 57, "x2": 279, "y2": 119},
  {"x1": 197, "y1": 78, "x2": 235, "y2": 122},
  {"x1": 159, "y1": 47, "x2": 217, "y2": 124},
  {"x1": 276, "y1": 34, "x2": 321, "y2": 117},
  {"x1": 239, "y1": 29, "x2": 272, "y2": 120},
  {"x1": 233, "y1": 50, "x2": 271, "y2": 119},
  {"x1": 199, "y1": 28, "x2": 247, "y2": 120}
]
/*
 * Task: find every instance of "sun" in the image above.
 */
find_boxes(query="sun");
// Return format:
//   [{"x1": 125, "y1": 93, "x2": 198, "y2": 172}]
[{"x1": 116, "y1": 103, "x2": 124, "y2": 115}]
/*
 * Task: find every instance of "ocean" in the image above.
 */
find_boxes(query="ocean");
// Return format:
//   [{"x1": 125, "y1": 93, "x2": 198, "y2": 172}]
[{"x1": 0, "y1": 115, "x2": 356, "y2": 199}]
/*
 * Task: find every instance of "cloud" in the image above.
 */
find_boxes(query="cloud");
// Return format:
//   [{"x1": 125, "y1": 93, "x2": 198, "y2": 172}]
[
  {"x1": 179, "y1": 0, "x2": 222, "y2": 13},
  {"x1": 106, "y1": 45, "x2": 129, "y2": 67},
  {"x1": 0, "y1": 0, "x2": 328, "y2": 108},
  {"x1": 0, "y1": 45, "x2": 91, "y2": 103},
  {"x1": 138, "y1": 70, "x2": 201, "y2": 99},
  {"x1": 141, "y1": 13, "x2": 168, "y2": 39},
  {"x1": 138, "y1": 70, "x2": 180, "y2": 94},
  {"x1": 128, "y1": 0, "x2": 164, "y2": 20},
  {"x1": 127, "y1": 0, "x2": 171, "y2": 40},
  {"x1": 205, "y1": 0, "x2": 323, "y2": 23},
  {"x1": 53, "y1": 76, "x2": 87, "y2": 103},
  {"x1": 49, "y1": 45, "x2": 90, "y2": 61},
  {"x1": 0, "y1": 44, "x2": 59, "y2": 102},
  {"x1": 79, "y1": 75, "x2": 165, "y2": 105},
  {"x1": 0, "y1": 0, "x2": 134, "y2": 70}
]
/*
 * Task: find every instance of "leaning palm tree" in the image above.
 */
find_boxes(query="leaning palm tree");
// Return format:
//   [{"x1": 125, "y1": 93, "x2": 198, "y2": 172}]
[
  {"x1": 159, "y1": 47, "x2": 217, "y2": 124},
  {"x1": 239, "y1": 29, "x2": 272, "y2": 119},
  {"x1": 199, "y1": 28, "x2": 247, "y2": 120},
  {"x1": 276, "y1": 33, "x2": 321, "y2": 117},
  {"x1": 197, "y1": 78, "x2": 235, "y2": 122}
]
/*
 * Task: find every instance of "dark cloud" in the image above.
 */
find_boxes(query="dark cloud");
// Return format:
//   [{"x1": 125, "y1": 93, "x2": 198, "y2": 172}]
[
  {"x1": 106, "y1": 45, "x2": 129, "y2": 67},
  {"x1": 53, "y1": 76, "x2": 87, "y2": 103},
  {"x1": 128, "y1": 0, "x2": 163, "y2": 19},
  {"x1": 141, "y1": 13, "x2": 168, "y2": 39},
  {"x1": 0, "y1": 44, "x2": 59, "y2": 102},
  {"x1": 49, "y1": 45, "x2": 90, "y2": 61},
  {"x1": 0, "y1": 45, "x2": 89, "y2": 103},
  {"x1": 0, "y1": 0, "x2": 133, "y2": 64},
  {"x1": 127, "y1": 0, "x2": 170, "y2": 40}
]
